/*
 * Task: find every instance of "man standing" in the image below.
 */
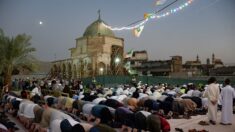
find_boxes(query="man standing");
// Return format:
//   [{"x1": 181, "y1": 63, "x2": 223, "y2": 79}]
[
  {"x1": 92, "y1": 77, "x2": 97, "y2": 89},
  {"x1": 220, "y1": 79, "x2": 235, "y2": 125},
  {"x1": 31, "y1": 81, "x2": 42, "y2": 97},
  {"x1": 203, "y1": 77, "x2": 220, "y2": 125}
]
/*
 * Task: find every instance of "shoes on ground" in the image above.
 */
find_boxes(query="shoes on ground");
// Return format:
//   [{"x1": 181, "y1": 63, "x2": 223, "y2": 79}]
[
  {"x1": 198, "y1": 121, "x2": 209, "y2": 126},
  {"x1": 209, "y1": 120, "x2": 216, "y2": 125},
  {"x1": 188, "y1": 129, "x2": 197, "y2": 132},
  {"x1": 175, "y1": 127, "x2": 184, "y2": 132},
  {"x1": 183, "y1": 114, "x2": 191, "y2": 119},
  {"x1": 197, "y1": 129, "x2": 209, "y2": 132},
  {"x1": 220, "y1": 122, "x2": 232, "y2": 125}
]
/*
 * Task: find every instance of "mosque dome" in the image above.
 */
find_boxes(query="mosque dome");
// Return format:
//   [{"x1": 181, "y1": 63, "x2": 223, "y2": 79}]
[{"x1": 83, "y1": 17, "x2": 115, "y2": 37}]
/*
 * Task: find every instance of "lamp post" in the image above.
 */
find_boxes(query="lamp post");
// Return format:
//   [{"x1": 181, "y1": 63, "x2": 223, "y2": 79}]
[
  {"x1": 115, "y1": 57, "x2": 120, "y2": 64},
  {"x1": 99, "y1": 67, "x2": 104, "y2": 86},
  {"x1": 114, "y1": 57, "x2": 120, "y2": 75},
  {"x1": 99, "y1": 67, "x2": 104, "y2": 75}
]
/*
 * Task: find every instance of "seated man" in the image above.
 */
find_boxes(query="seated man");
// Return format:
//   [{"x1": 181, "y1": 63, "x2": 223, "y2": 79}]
[
  {"x1": 72, "y1": 99, "x2": 88, "y2": 116},
  {"x1": 82, "y1": 103, "x2": 96, "y2": 122},
  {"x1": 30, "y1": 97, "x2": 56, "y2": 132},
  {"x1": 89, "y1": 124, "x2": 116, "y2": 132},
  {"x1": 91, "y1": 105, "x2": 113, "y2": 125},
  {"x1": 147, "y1": 113, "x2": 170, "y2": 132},
  {"x1": 56, "y1": 96, "x2": 67, "y2": 110},
  {"x1": 115, "y1": 107, "x2": 135, "y2": 131},
  {"x1": 18, "y1": 91, "x2": 34, "y2": 124},
  {"x1": 36, "y1": 108, "x2": 73, "y2": 132},
  {"x1": 133, "y1": 110, "x2": 151, "y2": 132},
  {"x1": 51, "y1": 118, "x2": 92, "y2": 132},
  {"x1": 179, "y1": 98, "x2": 197, "y2": 118},
  {"x1": 0, "y1": 123, "x2": 8, "y2": 132},
  {"x1": 64, "y1": 97, "x2": 74, "y2": 113},
  {"x1": 144, "y1": 99, "x2": 160, "y2": 112},
  {"x1": 92, "y1": 97, "x2": 106, "y2": 104},
  {"x1": 126, "y1": 98, "x2": 138, "y2": 111},
  {"x1": 22, "y1": 103, "x2": 41, "y2": 128},
  {"x1": 101, "y1": 98, "x2": 124, "y2": 109}
]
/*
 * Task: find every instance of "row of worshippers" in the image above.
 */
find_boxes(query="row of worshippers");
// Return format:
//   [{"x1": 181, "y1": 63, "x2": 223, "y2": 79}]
[
  {"x1": 30, "y1": 79, "x2": 206, "y2": 115},
  {"x1": 28, "y1": 80, "x2": 210, "y2": 120},
  {"x1": 67, "y1": 77, "x2": 235, "y2": 126},
  {"x1": 1, "y1": 92, "x2": 110, "y2": 132},
  {"x1": 2, "y1": 82, "x2": 205, "y2": 132},
  {"x1": 45, "y1": 77, "x2": 234, "y2": 125},
  {"x1": 1, "y1": 91, "x2": 172, "y2": 132},
  {"x1": 2, "y1": 77, "x2": 234, "y2": 132},
  {"x1": 1, "y1": 81, "x2": 203, "y2": 132}
]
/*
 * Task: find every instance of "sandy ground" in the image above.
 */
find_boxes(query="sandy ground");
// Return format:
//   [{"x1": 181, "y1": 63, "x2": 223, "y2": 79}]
[{"x1": 7, "y1": 112, "x2": 235, "y2": 132}]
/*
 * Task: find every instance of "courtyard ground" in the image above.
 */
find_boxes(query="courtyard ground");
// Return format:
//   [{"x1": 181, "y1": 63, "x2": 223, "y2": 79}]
[
  {"x1": 169, "y1": 112, "x2": 235, "y2": 132},
  {"x1": 7, "y1": 111, "x2": 235, "y2": 132}
]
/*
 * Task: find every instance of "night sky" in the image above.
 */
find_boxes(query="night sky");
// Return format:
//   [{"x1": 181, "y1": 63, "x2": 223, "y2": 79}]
[{"x1": 0, "y1": 0, "x2": 235, "y2": 64}]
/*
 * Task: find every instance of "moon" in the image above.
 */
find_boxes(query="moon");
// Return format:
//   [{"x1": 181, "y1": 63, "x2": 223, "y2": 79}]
[{"x1": 39, "y1": 21, "x2": 43, "y2": 25}]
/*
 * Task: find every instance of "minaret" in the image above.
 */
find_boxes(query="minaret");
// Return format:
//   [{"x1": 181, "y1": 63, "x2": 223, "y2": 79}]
[
  {"x1": 97, "y1": 9, "x2": 101, "y2": 35},
  {"x1": 196, "y1": 54, "x2": 199, "y2": 62},
  {"x1": 207, "y1": 58, "x2": 210, "y2": 65},
  {"x1": 212, "y1": 53, "x2": 215, "y2": 64},
  {"x1": 98, "y1": 9, "x2": 101, "y2": 21}
]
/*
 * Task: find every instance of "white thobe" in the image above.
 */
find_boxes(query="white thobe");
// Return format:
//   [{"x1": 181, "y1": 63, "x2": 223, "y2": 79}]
[
  {"x1": 50, "y1": 119, "x2": 62, "y2": 132},
  {"x1": 117, "y1": 95, "x2": 127, "y2": 102},
  {"x1": 31, "y1": 87, "x2": 41, "y2": 96},
  {"x1": 92, "y1": 97, "x2": 106, "y2": 104},
  {"x1": 203, "y1": 83, "x2": 220, "y2": 122},
  {"x1": 23, "y1": 103, "x2": 38, "y2": 118},
  {"x1": 187, "y1": 90, "x2": 194, "y2": 96},
  {"x1": 221, "y1": 85, "x2": 235, "y2": 124}
]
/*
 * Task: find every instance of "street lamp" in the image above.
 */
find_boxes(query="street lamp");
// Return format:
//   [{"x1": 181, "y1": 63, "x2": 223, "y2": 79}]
[
  {"x1": 99, "y1": 67, "x2": 104, "y2": 85},
  {"x1": 114, "y1": 57, "x2": 120, "y2": 75},
  {"x1": 99, "y1": 67, "x2": 104, "y2": 75},
  {"x1": 115, "y1": 57, "x2": 120, "y2": 64}
]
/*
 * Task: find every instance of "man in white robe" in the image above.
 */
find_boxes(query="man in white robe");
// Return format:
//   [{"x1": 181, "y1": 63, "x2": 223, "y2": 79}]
[
  {"x1": 203, "y1": 77, "x2": 220, "y2": 125},
  {"x1": 220, "y1": 79, "x2": 235, "y2": 125}
]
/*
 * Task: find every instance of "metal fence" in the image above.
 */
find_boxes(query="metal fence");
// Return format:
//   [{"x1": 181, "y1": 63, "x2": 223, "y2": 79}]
[{"x1": 81, "y1": 75, "x2": 235, "y2": 87}]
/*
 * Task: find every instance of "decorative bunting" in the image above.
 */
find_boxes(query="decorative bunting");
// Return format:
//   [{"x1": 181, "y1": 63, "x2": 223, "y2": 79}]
[
  {"x1": 102, "y1": 0, "x2": 195, "y2": 37},
  {"x1": 133, "y1": 25, "x2": 144, "y2": 37},
  {"x1": 144, "y1": 13, "x2": 155, "y2": 20},
  {"x1": 124, "y1": 61, "x2": 131, "y2": 69},
  {"x1": 125, "y1": 49, "x2": 134, "y2": 58},
  {"x1": 156, "y1": 0, "x2": 167, "y2": 5}
]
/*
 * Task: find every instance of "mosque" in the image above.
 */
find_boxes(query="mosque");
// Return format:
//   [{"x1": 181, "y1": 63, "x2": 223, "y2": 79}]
[
  {"x1": 50, "y1": 14, "x2": 227, "y2": 79},
  {"x1": 51, "y1": 14, "x2": 124, "y2": 79}
]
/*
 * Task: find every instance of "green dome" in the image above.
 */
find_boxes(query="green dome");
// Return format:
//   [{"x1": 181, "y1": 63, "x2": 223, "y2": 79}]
[{"x1": 83, "y1": 19, "x2": 115, "y2": 37}]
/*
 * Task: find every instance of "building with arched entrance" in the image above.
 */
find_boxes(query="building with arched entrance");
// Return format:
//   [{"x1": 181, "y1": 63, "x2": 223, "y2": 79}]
[{"x1": 51, "y1": 15, "x2": 124, "y2": 79}]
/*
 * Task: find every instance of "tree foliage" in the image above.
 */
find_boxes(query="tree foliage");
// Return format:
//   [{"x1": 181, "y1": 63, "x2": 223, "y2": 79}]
[{"x1": 0, "y1": 28, "x2": 37, "y2": 88}]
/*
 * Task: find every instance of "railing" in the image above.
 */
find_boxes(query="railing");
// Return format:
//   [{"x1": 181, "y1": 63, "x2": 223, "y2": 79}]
[
  {"x1": 81, "y1": 75, "x2": 235, "y2": 87},
  {"x1": 41, "y1": 89, "x2": 69, "y2": 97}
]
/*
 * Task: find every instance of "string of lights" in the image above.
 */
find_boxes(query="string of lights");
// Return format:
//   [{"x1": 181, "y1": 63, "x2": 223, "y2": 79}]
[
  {"x1": 103, "y1": 0, "x2": 194, "y2": 31},
  {"x1": 126, "y1": 0, "x2": 179, "y2": 27}
]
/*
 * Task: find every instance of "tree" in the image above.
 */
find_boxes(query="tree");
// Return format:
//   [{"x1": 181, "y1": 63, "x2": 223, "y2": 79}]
[
  {"x1": 0, "y1": 28, "x2": 37, "y2": 90},
  {"x1": 0, "y1": 29, "x2": 5, "y2": 73}
]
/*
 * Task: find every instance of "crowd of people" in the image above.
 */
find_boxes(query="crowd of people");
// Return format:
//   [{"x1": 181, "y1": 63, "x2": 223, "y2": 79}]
[{"x1": 0, "y1": 77, "x2": 234, "y2": 132}]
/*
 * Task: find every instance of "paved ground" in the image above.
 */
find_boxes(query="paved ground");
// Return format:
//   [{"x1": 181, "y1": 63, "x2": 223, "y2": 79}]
[
  {"x1": 169, "y1": 112, "x2": 235, "y2": 132},
  {"x1": 7, "y1": 114, "x2": 26, "y2": 132},
  {"x1": 7, "y1": 112, "x2": 235, "y2": 132}
]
